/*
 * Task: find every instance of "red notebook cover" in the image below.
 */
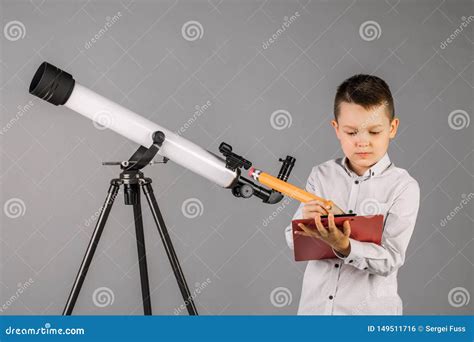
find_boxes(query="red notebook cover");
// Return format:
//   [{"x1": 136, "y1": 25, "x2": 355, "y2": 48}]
[{"x1": 292, "y1": 215, "x2": 384, "y2": 261}]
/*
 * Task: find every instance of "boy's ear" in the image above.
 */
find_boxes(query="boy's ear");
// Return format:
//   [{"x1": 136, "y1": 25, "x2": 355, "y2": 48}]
[
  {"x1": 331, "y1": 119, "x2": 341, "y2": 140},
  {"x1": 389, "y1": 117, "x2": 400, "y2": 139}
]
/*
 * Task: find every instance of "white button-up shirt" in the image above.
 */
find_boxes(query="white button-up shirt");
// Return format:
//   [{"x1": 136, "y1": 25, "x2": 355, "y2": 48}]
[{"x1": 285, "y1": 153, "x2": 420, "y2": 315}]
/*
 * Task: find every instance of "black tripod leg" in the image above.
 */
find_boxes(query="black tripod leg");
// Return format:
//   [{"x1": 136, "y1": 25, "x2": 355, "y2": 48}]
[
  {"x1": 131, "y1": 184, "x2": 152, "y2": 315},
  {"x1": 142, "y1": 182, "x2": 198, "y2": 315},
  {"x1": 63, "y1": 183, "x2": 119, "y2": 315}
]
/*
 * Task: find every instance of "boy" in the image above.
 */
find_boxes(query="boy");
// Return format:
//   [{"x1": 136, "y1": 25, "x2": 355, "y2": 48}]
[{"x1": 285, "y1": 75, "x2": 420, "y2": 315}]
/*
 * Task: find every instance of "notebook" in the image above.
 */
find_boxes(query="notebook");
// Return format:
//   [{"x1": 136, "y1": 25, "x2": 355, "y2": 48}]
[{"x1": 292, "y1": 214, "x2": 384, "y2": 261}]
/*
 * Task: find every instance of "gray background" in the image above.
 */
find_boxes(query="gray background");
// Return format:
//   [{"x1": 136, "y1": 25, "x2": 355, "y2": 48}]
[{"x1": 0, "y1": 0, "x2": 472, "y2": 315}]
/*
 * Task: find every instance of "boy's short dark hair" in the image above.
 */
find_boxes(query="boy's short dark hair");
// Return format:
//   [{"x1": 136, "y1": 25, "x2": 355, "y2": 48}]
[{"x1": 334, "y1": 74, "x2": 394, "y2": 121}]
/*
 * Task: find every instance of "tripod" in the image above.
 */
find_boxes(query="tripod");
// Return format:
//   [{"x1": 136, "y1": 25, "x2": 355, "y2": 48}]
[{"x1": 63, "y1": 132, "x2": 198, "y2": 315}]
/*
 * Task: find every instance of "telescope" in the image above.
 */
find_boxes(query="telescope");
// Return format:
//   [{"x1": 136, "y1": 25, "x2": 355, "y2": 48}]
[{"x1": 29, "y1": 62, "x2": 298, "y2": 204}]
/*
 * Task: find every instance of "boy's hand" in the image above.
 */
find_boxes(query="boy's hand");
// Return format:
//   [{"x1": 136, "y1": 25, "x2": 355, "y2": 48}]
[
  {"x1": 302, "y1": 200, "x2": 345, "y2": 219},
  {"x1": 296, "y1": 213, "x2": 352, "y2": 256},
  {"x1": 302, "y1": 200, "x2": 331, "y2": 219}
]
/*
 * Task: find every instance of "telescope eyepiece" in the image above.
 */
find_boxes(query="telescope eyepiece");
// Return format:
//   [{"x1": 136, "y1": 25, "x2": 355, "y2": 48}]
[{"x1": 29, "y1": 61, "x2": 75, "y2": 106}]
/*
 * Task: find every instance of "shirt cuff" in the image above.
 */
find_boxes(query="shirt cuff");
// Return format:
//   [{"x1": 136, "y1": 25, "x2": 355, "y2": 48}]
[{"x1": 333, "y1": 238, "x2": 365, "y2": 264}]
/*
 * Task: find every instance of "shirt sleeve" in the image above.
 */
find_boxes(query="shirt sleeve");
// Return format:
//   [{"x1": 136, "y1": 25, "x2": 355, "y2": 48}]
[
  {"x1": 333, "y1": 180, "x2": 420, "y2": 277},
  {"x1": 285, "y1": 167, "x2": 319, "y2": 250}
]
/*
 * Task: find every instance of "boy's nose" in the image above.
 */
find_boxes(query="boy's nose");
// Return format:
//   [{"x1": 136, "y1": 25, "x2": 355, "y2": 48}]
[
  {"x1": 355, "y1": 132, "x2": 371, "y2": 146},
  {"x1": 356, "y1": 139, "x2": 370, "y2": 147}
]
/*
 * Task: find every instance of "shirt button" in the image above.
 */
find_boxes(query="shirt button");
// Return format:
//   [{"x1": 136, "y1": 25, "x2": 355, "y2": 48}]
[
  {"x1": 355, "y1": 180, "x2": 359, "y2": 184},
  {"x1": 364, "y1": 267, "x2": 368, "y2": 270},
  {"x1": 349, "y1": 260, "x2": 353, "y2": 263},
  {"x1": 329, "y1": 295, "x2": 334, "y2": 300},
  {"x1": 335, "y1": 264, "x2": 340, "y2": 268}
]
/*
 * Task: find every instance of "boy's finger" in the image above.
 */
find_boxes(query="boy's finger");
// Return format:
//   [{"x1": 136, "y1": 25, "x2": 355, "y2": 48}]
[
  {"x1": 343, "y1": 220, "x2": 351, "y2": 237},
  {"x1": 317, "y1": 207, "x2": 329, "y2": 215},
  {"x1": 295, "y1": 231, "x2": 317, "y2": 238},
  {"x1": 298, "y1": 223, "x2": 316, "y2": 237},
  {"x1": 298, "y1": 223, "x2": 311, "y2": 233},
  {"x1": 327, "y1": 213, "x2": 336, "y2": 233},
  {"x1": 304, "y1": 206, "x2": 329, "y2": 215},
  {"x1": 297, "y1": 223, "x2": 309, "y2": 233},
  {"x1": 304, "y1": 203, "x2": 327, "y2": 211},
  {"x1": 314, "y1": 215, "x2": 328, "y2": 237},
  {"x1": 316, "y1": 205, "x2": 329, "y2": 214},
  {"x1": 303, "y1": 205, "x2": 317, "y2": 212},
  {"x1": 306, "y1": 200, "x2": 330, "y2": 211}
]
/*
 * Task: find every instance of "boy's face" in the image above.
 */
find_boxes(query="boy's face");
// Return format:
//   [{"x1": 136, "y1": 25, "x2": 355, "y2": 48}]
[{"x1": 331, "y1": 101, "x2": 399, "y2": 176}]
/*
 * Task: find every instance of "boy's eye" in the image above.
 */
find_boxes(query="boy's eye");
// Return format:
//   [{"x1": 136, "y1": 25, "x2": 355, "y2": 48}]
[
  {"x1": 346, "y1": 131, "x2": 357, "y2": 136},
  {"x1": 370, "y1": 131, "x2": 381, "y2": 135}
]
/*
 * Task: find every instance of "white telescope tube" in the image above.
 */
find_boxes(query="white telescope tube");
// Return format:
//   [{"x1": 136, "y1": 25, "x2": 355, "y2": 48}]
[
  {"x1": 66, "y1": 83, "x2": 237, "y2": 187},
  {"x1": 29, "y1": 62, "x2": 238, "y2": 188}
]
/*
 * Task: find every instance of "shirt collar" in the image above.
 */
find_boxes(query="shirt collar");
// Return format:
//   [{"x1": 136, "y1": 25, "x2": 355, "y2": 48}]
[{"x1": 341, "y1": 153, "x2": 392, "y2": 178}]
